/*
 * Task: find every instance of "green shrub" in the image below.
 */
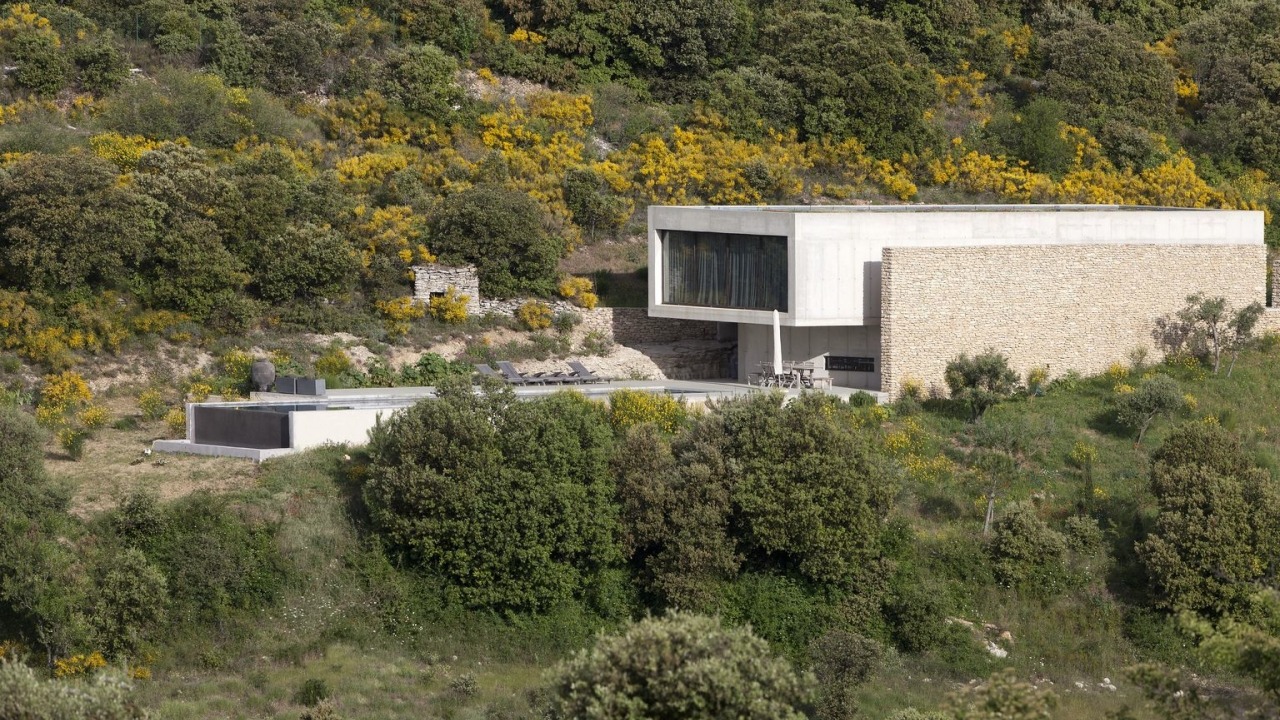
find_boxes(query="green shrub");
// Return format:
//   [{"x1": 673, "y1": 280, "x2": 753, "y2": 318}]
[
  {"x1": 133, "y1": 493, "x2": 286, "y2": 625},
  {"x1": 810, "y1": 629, "x2": 886, "y2": 720},
  {"x1": 397, "y1": 353, "x2": 470, "y2": 386},
  {"x1": 722, "y1": 573, "x2": 835, "y2": 660},
  {"x1": 885, "y1": 580, "x2": 947, "y2": 653},
  {"x1": 0, "y1": 663, "x2": 144, "y2": 720},
  {"x1": 363, "y1": 379, "x2": 620, "y2": 612},
  {"x1": 428, "y1": 185, "x2": 563, "y2": 298},
  {"x1": 0, "y1": 405, "x2": 61, "y2": 518},
  {"x1": 295, "y1": 678, "x2": 330, "y2": 707},
  {"x1": 449, "y1": 672, "x2": 478, "y2": 698},
  {"x1": 543, "y1": 612, "x2": 815, "y2": 720},
  {"x1": 988, "y1": 504, "x2": 1071, "y2": 595}
]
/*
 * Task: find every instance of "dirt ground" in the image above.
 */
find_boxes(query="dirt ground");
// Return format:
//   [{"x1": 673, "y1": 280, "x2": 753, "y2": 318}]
[{"x1": 49, "y1": 395, "x2": 260, "y2": 519}]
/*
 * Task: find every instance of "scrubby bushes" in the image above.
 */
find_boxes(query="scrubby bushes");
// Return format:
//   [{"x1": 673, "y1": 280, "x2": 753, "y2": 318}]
[
  {"x1": 543, "y1": 612, "x2": 815, "y2": 720},
  {"x1": 363, "y1": 379, "x2": 621, "y2": 612},
  {"x1": 1137, "y1": 423, "x2": 1280, "y2": 615}
]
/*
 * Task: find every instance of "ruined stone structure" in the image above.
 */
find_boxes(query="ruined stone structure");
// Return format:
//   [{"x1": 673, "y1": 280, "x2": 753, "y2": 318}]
[{"x1": 411, "y1": 264, "x2": 482, "y2": 316}]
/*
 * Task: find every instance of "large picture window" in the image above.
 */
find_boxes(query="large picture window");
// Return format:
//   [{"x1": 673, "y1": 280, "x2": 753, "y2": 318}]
[{"x1": 662, "y1": 230, "x2": 788, "y2": 311}]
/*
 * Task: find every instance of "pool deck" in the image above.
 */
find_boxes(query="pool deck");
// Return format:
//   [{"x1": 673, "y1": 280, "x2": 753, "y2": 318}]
[{"x1": 154, "y1": 380, "x2": 885, "y2": 462}]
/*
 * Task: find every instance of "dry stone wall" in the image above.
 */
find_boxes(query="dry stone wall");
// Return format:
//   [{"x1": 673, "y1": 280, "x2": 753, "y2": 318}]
[
  {"x1": 412, "y1": 264, "x2": 482, "y2": 315},
  {"x1": 881, "y1": 243, "x2": 1267, "y2": 399}
]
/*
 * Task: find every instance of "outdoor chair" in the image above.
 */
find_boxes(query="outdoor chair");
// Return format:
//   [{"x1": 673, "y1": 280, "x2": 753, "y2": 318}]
[
  {"x1": 567, "y1": 361, "x2": 606, "y2": 383},
  {"x1": 497, "y1": 361, "x2": 547, "y2": 385},
  {"x1": 475, "y1": 364, "x2": 509, "y2": 384}
]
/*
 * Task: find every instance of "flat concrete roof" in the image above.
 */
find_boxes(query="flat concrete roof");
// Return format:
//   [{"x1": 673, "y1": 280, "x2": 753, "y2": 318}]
[{"x1": 659, "y1": 204, "x2": 1232, "y2": 213}]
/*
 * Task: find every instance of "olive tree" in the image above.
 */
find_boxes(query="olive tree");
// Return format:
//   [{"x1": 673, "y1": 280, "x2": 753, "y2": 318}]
[
  {"x1": 1114, "y1": 374, "x2": 1183, "y2": 446},
  {"x1": 944, "y1": 350, "x2": 1019, "y2": 421},
  {"x1": 543, "y1": 612, "x2": 815, "y2": 720}
]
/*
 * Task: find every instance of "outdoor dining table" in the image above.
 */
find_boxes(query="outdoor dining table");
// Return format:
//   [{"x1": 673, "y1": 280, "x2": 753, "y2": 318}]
[{"x1": 756, "y1": 361, "x2": 817, "y2": 388}]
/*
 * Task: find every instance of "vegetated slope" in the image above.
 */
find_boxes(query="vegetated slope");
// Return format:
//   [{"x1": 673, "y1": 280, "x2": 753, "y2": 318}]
[
  {"x1": 4, "y1": 348, "x2": 1280, "y2": 718},
  {"x1": 1, "y1": 0, "x2": 1279, "y2": 374}
]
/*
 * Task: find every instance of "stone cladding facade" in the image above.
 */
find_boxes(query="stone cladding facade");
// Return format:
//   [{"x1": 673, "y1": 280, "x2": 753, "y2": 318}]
[{"x1": 881, "y1": 243, "x2": 1267, "y2": 399}]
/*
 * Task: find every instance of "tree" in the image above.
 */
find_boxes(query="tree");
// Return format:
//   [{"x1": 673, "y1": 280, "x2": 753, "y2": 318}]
[
  {"x1": 428, "y1": 185, "x2": 563, "y2": 298},
  {"x1": 810, "y1": 629, "x2": 885, "y2": 720},
  {"x1": 1137, "y1": 423, "x2": 1280, "y2": 614},
  {"x1": 613, "y1": 421, "x2": 740, "y2": 610},
  {"x1": 1114, "y1": 374, "x2": 1182, "y2": 445},
  {"x1": 543, "y1": 612, "x2": 815, "y2": 720},
  {"x1": 1040, "y1": 17, "x2": 1177, "y2": 134},
  {"x1": 252, "y1": 224, "x2": 358, "y2": 305},
  {"x1": 363, "y1": 379, "x2": 621, "y2": 612},
  {"x1": 724, "y1": 392, "x2": 896, "y2": 587},
  {"x1": 760, "y1": 11, "x2": 939, "y2": 156},
  {"x1": 379, "y1": 43, "x2": 463, "y2": 120},
  {"x1": 944, "y1": 350, "x2": 1018, "y2": 420},
  {"x1": 0, "y1": 153, "x2": 158, "y2": 297},
  {"x1": 87, "y1": 549, "x2": 168, "y2": 661}
]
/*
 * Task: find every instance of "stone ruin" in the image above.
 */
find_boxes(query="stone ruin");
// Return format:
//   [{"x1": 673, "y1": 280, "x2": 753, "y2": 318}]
[{"x1": 411, "y1": 263, "x2": 482, "y2": 316}]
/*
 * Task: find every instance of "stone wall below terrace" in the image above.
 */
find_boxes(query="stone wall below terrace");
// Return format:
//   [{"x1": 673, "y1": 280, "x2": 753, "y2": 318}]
[{"x1": 881, "y1": 243, "x2": 1267, "y2": 400}]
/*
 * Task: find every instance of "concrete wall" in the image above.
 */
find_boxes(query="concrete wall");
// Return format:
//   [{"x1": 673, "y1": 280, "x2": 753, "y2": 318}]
[
  {"x1": 738, "y1": 323, "x2": 881, "y2": 389},
  {"x1": 289, "y1": 408, "x2": 399, "y2": 451},
  {"x1": 880, "y1": 243, "x2": 1267, "y2": 399}
]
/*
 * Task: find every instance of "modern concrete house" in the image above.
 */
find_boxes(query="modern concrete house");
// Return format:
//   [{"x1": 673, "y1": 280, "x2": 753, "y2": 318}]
[{"x1": 648, "y1": 204, "x2": 1271, "y2": 397}]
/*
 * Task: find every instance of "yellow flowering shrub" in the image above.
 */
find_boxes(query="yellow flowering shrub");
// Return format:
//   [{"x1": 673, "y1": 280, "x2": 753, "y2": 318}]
[
  {"x1": 138, "y1": 389, "x2": 166, "y2": 420},
  {"x1": 89, "y1": 132, "x2": 164, "y2": 171},
  {"x1": 54, "y1": 652, "x2": 107, "y2": 678},
  {"x1": 428, "y1": 285, "x2": 470, "y2": 324},
  {"x1": 609, "y1": 389, "x2": 687, "y2": 433},
  {"x1": 1026, "y1": 366, "x2": 1049, "y2": 395},
  {"x1": 902, "y1": 453, "x2": 956, "y2": 485},
  {"x1": 515, "y1": 300, "x2": 552, "y2": 330},
  {"x1": 186, "y1": 382, "x2": 212, "y2": 403},
  {"x1": 883, "y1": 416, "x2": 923, "y2": 456},
  {"x1": 130, "y1": 309, "x2": 189, "y2": 335},
  {"x1": 1106, "y1": 362, "x2": 1129, "y2": 381},
  {"x1": 78, "y1": 404, "x2": 110, "y2": 430},
  {"x1": 616, "y1": 112, "x2": 807, "y2": 206},
  {"x1": 1113, "y1": 383, "x2": 1135, "y2": 395},
  {"x1": 218, "y1": 348, "x2": 254, "y2": 383},
  {"x1": 1183, "y1": 393, "x2": 1198, "y2": 412},
  {"x1": 164, "y1": 408, "x2": 186, "y2": 438},
  {"x1": 38, "y1": 370, "x2": 92, "y2": 422},
  {"x1": 375, "y1": 296, "x2": 425, "y2": 338},
  {"x1": 558, "y1": 276, "x2": 598, "y2": 309},
  {"x1": 352, "y1": 204, "x2": 435, "y2": 280},
  {"x1": 314, "y1": 346, "x2": 354, "y2": 376}
]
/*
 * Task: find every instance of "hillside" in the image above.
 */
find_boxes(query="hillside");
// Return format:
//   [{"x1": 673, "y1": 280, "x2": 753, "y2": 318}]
[
  {"x1": 2, "y1": 337, "x2": 1280, "y2": 718},
  {"x1": 0, "y1": 0, "x2": 1278, "y2": 371},
  {"x1": 4, "y1": 0, "x2": 1280, "y2": 718}
]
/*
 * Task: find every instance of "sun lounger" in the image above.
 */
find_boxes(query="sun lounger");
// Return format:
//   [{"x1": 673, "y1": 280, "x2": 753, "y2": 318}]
[
  {"x1": 475, "y1": 364, "x2": 508, "y2": 384},
  {"x1": 567, "y1": 361, "x2": 606, "y2": 384},
  {"x1": 497, "y1": 361, "x2": 547, "y2": 385}
]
